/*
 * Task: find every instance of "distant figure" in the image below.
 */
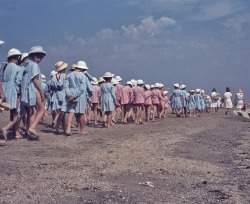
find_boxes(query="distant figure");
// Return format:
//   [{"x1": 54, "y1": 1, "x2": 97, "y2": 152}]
[
  {"x1": 235, "y1": 89, "x2": 245, "y2": 110},
  {"x1": 211, "y1": 88, "x2": 220, "y2": 114},
  {"x1": 223, "y1": 87, "x2": 233, "y2": 115}
]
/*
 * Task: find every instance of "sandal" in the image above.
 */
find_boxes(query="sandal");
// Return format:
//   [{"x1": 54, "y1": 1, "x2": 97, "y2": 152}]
[{"x1": 27, "y1": 134, "x2": 39, "y2": 141}]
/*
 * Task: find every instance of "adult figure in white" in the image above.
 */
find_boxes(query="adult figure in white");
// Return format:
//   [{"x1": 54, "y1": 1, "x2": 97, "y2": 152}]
[
  {"x1": 235, "y1": 89, "x2": 245, "y2": 110},
  {"x1": 223, "y1": 87, "x2": 233, "y2": 115},
  {"x1": 211, "y1": 88, "x2": 220, "y2": 114}
]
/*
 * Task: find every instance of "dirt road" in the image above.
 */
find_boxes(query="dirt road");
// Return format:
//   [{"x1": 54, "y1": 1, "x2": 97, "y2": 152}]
[{"x1": 0, "y1": 111, "x2": 249, "y2": 203}]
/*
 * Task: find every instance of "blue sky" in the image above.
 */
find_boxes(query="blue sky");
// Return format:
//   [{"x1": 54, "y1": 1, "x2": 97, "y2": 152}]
[{"x1": 1, "y1": 0, "x2": 250, "y2": 100}]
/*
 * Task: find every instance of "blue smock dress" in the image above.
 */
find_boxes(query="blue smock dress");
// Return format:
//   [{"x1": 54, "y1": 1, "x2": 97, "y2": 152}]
[
  {"x1": 2, "y1": 63, "x2": 22, "y2": 109},
  {"x1": 50, "y1": 73, "x2": 66, "y2": 110},
  {"x1": 64, "y1": 71, "x2": 93, "y2": 114},
  {"x1": 187, "y1": 95, "x2": 196, "y2": 110},
  {"x1": 21, "y1": 60, "x2": 41, "y2": 106},
  {"x1": 100, "y1": 83, "x2": 116, "y2": 112},
  {"x1": 181, "y1": 90, "x2": 188, "y2": 108},
  {"x1": 194, "y1": 93, "x2": 203, "y2": 110},
  {"x1": 171, "y1": 89, "x2": 183, "y2": 109}
]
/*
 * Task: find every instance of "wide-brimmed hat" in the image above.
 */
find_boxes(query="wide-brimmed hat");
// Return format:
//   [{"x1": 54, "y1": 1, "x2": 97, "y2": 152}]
[
  {"x1": 28, "y1": 46, "x2": 47, "y2": 56},
  {"x1": 126, "y1": 81, "x2": 132, "y2": 85},
  {"x1": 50, "y1": 70, "x2": 57, "y2": 76},
  {"x1": 91, "y1": 77, "x2": 99, "y2": 85},
  {"x1": 0, "y1": 40, "x2": 4, "y2": 45},
  {"x1": 238, "y1": 89, "x2": 243, "y2": 93},
  {"x1": 111, "y1": 79, "x2": 119, "y2": 85},
  {"x1": 21, "y1": 53, "x2": 29, "y2": 61},
  {"x1": 163, "y1": 90, "x2": 169, "y2": 95},
  {"x1": 200, "y1": 90, "x2": 205, "y2": 94},
  {"x1": 98, "y1": 77, "x2": 105, "y2": 83},
  {"x1": 151, "y1": 85, "x2": 155, "y2": 88},
  {"x1": 137, "y1": 79, "x2": 144, "y2": 85},
  {"x1": 145, "y1": 84, "x2": 150, "y2": 90},
  {"x1": 196, "y1": 88, "x2": 201, "y2": 93},
  {"x1": 189, "y1": 90, "x2": 195, "y2": 93},
  {"x1": 114, "y1": 75, "x2": 122, "y2": 82},
  {"x1": 55, "y1": 61, "x2": 68, "y2": 72},
  {"x1": 180, "y1": 84, "x2": 186, "y2": 89},
  {"x1": 103, "y1": 72, "x2": 114, "y2": 78},
  {"x1": 159, "y1": 83, "x2": 164, "y2": 88},
  {"x1": 75, "y1": 61, "x2": 89, "y2": 70},
  {"x1": 155, "y1": 83, "x2": 161, "y2": 88},
  {"x1": 173, "y1": 83, "x2": 179, "y2": 88},
  {"x1": 7, "y1": 48, "x2": 22, "y2": 58},
  {"x1": 70, "y1": 64, "x2": 76, "y2": 71}
]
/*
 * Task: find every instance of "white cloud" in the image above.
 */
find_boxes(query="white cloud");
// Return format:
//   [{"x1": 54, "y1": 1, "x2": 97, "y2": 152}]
[{"x1": 121, "y1": 16, "x2": 176, "y2": 38}]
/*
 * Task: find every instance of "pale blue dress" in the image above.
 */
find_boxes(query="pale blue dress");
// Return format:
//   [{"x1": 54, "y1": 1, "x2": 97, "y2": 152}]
[
  {"x1": 21, "y1": 60, "x2": 41, "y2": 106},
  {"x1": 171, "y1": 89, "x2": 183, "y2": 109},
  {"x1": 194, "y1": 93, "x2": 202, "y2": 110},
  {"x1": 181, "y1": 90, "x2": 188, "y2": 108},
  {"x1": 2, "y1": 63, "x2": 22, "y2": 109},
  {"x1": 44, "y1": 79, "x2": 53, "y2": 111},
  {"x1": 200, "y1": 96, "x2": 205, "y2": 110},
  {"x1": 50, "y1": 73, "x2": 66, "y2": 110},
  {"x1": 64, "y1": 72, "x2": 93, "y2": 114},
  {"x1": 100, "y1": 83, "x2": 116, "y2": 112},
  {"x1": 187, "y1": 95, "x2": 196, "y2": 110}
]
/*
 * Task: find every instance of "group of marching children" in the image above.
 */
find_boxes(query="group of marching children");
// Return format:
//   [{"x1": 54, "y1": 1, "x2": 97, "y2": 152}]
[{"x1": 0, "y1": 42, "x2": 244, "y2": 145}]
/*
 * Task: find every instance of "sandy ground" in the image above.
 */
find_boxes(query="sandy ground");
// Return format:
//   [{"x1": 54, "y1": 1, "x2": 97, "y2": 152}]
[{"x1": 0, "y1": 110, "x2": 249, "y2": 204}]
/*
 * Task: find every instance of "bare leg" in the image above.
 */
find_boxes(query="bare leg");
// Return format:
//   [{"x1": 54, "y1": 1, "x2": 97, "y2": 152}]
[
  {"x1": 28, "y1": 93, "x2": 45, "y2": 136},
  {"x1": 66, "y1": 112, "x2": 74, "y2": 135}
]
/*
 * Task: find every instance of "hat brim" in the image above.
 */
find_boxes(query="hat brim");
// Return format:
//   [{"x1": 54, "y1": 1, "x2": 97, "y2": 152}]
[
  {"x1": 57, "y1": 63, "x2": 68, "y2": 72},
  {"x1": 75, "y1": 66, "x2": 89, "y2": 70},
  {"x1": 103, "y1": 74, "x2": 114, "y2": 78},
  {"x1": 28, "y1": 50, "x2": 47, "y2": 56}
]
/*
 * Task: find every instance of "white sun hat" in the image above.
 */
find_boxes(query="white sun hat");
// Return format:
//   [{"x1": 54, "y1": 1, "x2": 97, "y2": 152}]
[
  {"x1": 200, "y1": 90, "x2": 205, "y2": 94},
  {"x1": 173, "y1": 83, "x2": 179, "y2": 88},
  {"x1": 103, "y1": 72, "x2": 114, "y2": 78},
  {"x1": 111, "y1": 78, "x2": 119, "y2": 85},
  {"x1": 50, "y1": 70, "x2": 57, "y2": 76},
  {"x1": 196, "y1": 88, "x2": 201, "y2": 93},
  {"x1": 0, "y1": 40, "x2": 4, "y2": 45},
  {"x1": 55, "y1": 61, "x2": 68, "y2": 72},
  {"x1": 126, "y1": 81, "x2": 132, "y2": 85},
  {"x1": 155, "y1": 83, "x2": 161, "y2": 88},
  {"x1": 151, "y1": 85, "x2": 155, "y2": 88},
  {"x1": 137, "y1": 79, "x2": 144, "y2": 85},
  {"x1": 163, "y1": 90, "x2": 169, "y2": 95},
  {"x1": 91, "y1": 77, "x2": 99, "y2": 85},
  {"x1": 144, "y1": 84, "x2": 150, "y2": 90},
  {"x1": 114, "y1": 75, "x2": 122, "y2": 82},
  {"x1": 20, "y1": 53, "x2": 29, "y2": 61},
  {"x1": 159, "y1": 83, "x2": 164, "y2": 88},
  {"x1": 75, "y1": 61, "x2": 89, "y2": 70},
  {"x1": 132, "y1": 80, "x2": 137, "y2": 86},
  {"x1": 28, "y1": 46, "x2": 47, "y2": 56},
  {"x1": 189, "y1": 90, "x2": 195, "y2": 93},
  {"x1": 180, "y1": 84, "x2": 186, "y2": 89},
  {"x1": 7, "y1": 48, "x2": 22, "y2": 58}
]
